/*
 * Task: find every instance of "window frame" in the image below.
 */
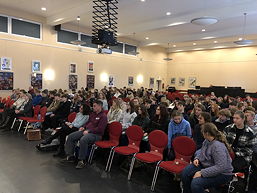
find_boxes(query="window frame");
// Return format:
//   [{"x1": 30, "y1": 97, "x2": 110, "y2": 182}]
[
  {"x1": 124, "y1": 43, "x2": 138, "y2": 56},
  {"x1": 0, "y1": 14, "x2": 9, "y2": 34}
]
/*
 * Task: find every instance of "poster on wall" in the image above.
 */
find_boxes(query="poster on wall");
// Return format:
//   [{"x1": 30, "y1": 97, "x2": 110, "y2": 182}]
[
  {"x1": 188, "y1": 77, "x2": 197, "y2": 88},
  {"x1": 128, "y1": 76, "x2": 134, "y2": 86},
  {"x1": 178, "y1": 77, "x2": 185, "y2": 86},
  {"x1": 1, "y1": 57, "x2": 12, "y2": 71},
  {"x1": 108, "y1": 75, "x2": 115, "y2": 87},
  {"x1": 32, "y1": 60, "x2": 41, "y2": 72},
  {"x1": 31, "y1": 73, "x2": 43, "y2": 89},
  {"x1": 88, "y1": 61, "x2": 94, "y2": 73},
  {"x1": 86, "y1": 75, "x2": 95, "y2": 89},
  {"x1": 0, "y1": 72, "x2": 13, "y2": 90},
  {"x1": 170, "y1": 77, "x2": 176, "y2": 85},
  {"x1": 70, "y1": 63, "x2": 76, "y2": 74},
  {"x1": 69, "y1": 74, "x2": 78, "y2": 90},
  {"x1": 149, "y1": 77, "x2": 154, "y2": 88}
]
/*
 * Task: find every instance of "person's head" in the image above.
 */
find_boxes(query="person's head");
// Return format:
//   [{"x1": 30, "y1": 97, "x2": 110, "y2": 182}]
[
  {"x1": 144, "y1": 99, "x2": 152, "y2": 109},
  {"x1": 171, "y1": 110, "x2": 183, "y2": 124},
  {"x1": 93, "y1": 100, "x2": 103, "y2": 113},
  {"x1": 80, "y1": 104, "x2": 91, "y2": 115},
  {"x1": 54, "y1": 93, "x2": 60, "y2": 101},
  {"x1": 20, "y1": 90, "x2": 27, "y2": 98},
  {"x1": 245, "y1": 110, "x2": 255, "y2": 124},
  {"x1": 133, "y1": 98, "x2": 140, "y2": 106},
  {"x1": 229, "y1": 101, "x2": 237, "y2": 109},
  {"x1": 218, "y1": 109, "x2": 231, "y2": 122},
  {"x1": 42, "y1": 90, "x2": 48, "y2": 97},
  {"x1": 193, "y1": 104, "x2": 206, "y2": 117},
  {"x1": 211, "y1": 103, "x2": 219, "y2": 117},
  {"x1": 99, "y1": 92, "x2": 106, "y2": 100},
  {"x1": 177, "y1": 101, "x2": 185, "y2": 112},
  {"x1": 126, "y1": 101, "x2": 135, "y2": 113},
  {"x1": 201, "y1": 123, "x2": 232, "y2": 152},
  {"x1": 78, "y1": 94, "x2": 84, "y2": 102},
  {"x1": 217, "y1": 97, "x2": 223, "y2": 103},
  {"x1": 112, "y1": 99, "x2": 122, "y2": 110},
  {"x1": 136, "y1": 105, "x2": 148, "y2": 118},
  {"x1": 61, "y1": 94, "x2": 68, "y2": 102},
  {"x1": 25, "y1": 93, "x2": 32, "y2": 101},
  {"x1": 155, "y1": 105, "x2": 168, "y2": 118},
  {"x1": 34, "y1": 89, "x2": 41, "y2": 95},
  {"x1": 233, "y1": 110, "x2": 245, "y2": 127},
  {"x1": 198, "y1": 112, "x2": 211, "y2": 125}
]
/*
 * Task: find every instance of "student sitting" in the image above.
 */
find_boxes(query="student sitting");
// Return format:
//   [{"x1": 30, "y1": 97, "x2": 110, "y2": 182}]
[
  {"x1": 107, "y1": 99, "x2": 122, "y2": 123},
  {"x1": 168, "y1": 111, "x2": 192, "y2": 150},
  {"x1": 62, "y1": 100, "x2": 107, "y2": 169},
  {"x1": 132, "y1": 105, "x2": 150, "y2": 130},
  {"x1": 36, "y1": 104, "x2": 90, "y2": 157},
  {"x1": 193, "y1": 112, "x2": 212, "y2": 150},
  {"x1": 189, "y1": 104, "x2": 206, "y2": 130},
  {"x1": 176, "y1": 101, "x2": 189, "y2": 121},
  {"x1": 120, "y1": 101, "x2": 137, "y2": 131},
  {"x1": 32, "y1": 89, "x2": 42, "y2": 106},
  {"x1": 213, "y1": 109, "x2": 231, "y2": 132},
  {"x1": 182, "y1": 123, "x2": 233, "y2": 193},
  {"x1": 224, "y1": 110, "x2": 257, "y2": 171}
]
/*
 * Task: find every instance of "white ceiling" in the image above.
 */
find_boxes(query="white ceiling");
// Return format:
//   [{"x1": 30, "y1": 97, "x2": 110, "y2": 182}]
[{"x1": 1, "y1": 0, "x2": 257, "y2": 52}]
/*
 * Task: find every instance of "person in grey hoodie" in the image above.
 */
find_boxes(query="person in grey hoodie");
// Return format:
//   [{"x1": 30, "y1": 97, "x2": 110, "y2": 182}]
[{"x1": 181, "y1": 123, "x2": 233, "y2": 193}]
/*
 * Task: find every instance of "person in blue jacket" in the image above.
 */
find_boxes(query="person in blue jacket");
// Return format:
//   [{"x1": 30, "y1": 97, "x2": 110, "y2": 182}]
[
  {"x1": 168, "y1": 110, "x2": 192, "y2": 149},
  {"x1": 32, "y1": 89, "x2": 42, "y2": 106}
]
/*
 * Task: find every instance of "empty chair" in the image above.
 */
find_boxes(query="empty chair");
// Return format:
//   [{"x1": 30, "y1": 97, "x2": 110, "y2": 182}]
[
  {"x1": 88, "y1": 121, "x2": 122, "y2": 170},
  {"x1": 151, "y1": 136, "x2": 196, "y2": 191},
  {"x1": 128, "y1": 130, "x2": 168, "y2": 181},
  {"x1": 106, "y1": 125, "x2": 144, "y2": 172}
]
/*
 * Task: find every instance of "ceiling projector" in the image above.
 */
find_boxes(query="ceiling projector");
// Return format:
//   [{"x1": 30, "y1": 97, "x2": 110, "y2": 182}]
[{"x1": 97, "y1": 47, "x2": 112, "y2": 54}]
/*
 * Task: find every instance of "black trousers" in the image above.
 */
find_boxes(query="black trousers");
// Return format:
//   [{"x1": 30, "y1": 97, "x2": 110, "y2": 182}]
[
  {"x1": 232, "y1": 156, "x2": 249, "y2": 172},
  {"x1": 48, "y1": 124, "x2": 78, "y2": 151}
]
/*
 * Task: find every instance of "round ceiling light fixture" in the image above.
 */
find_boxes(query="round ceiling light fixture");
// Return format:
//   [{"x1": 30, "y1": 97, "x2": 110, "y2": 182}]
[{"x1": 191, "y1": 17, "x2": 218, "y2": 26}]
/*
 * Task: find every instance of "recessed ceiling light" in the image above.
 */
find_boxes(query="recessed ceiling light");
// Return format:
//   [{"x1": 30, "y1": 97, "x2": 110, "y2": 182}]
[
  {"x1": 175, "y1": 50, "x2": 183, "y2": 52},
  {"x1": 141, "y1": 0, "x2": 145, "y2": 2},
  {"x1": 202, "y1": 29, "x2": 206, "y2": 32},
  {"x1": 213, "y1": 46, "x2": 227, "y2": 49},
  {"x1": 166, "y1": 12, "x2": 171, "y2": 16},
  {"x1": 191, "y1": 17, "x2": 218, "y2": 26},
  {"x1": 54, "y1": 18, "x2": 64, "y2": 22},
  {"x1": 214, "y1": 41, "x2": 218, "y2": 43},
  {"x1": 202, "y1": 36, "x2": 215, "y2": 40},
  {"x1": 41, "y1": 7, "x2": 46, "y2": 11},
  {"x1": 145, "y1": 37, "x2": 149, "y2": 40},
  {"x1": 193, "y1": 48, "x2": 204, "y2": 50},
  {"x1": 193, "y1": 43, "x2": 196, "y2": 45},
  {"x1": 77, "y1": 16, "x2": 81, "y2": 21},
  {"x1": 173, "y1": 45, "x2": 176, "y2": 47},
  {"x1": 238, "y1": 37, "x2": 243, "y2": 41},
  {"x1": 167, "y1": 22, "x2": 187, "y2": 27}
]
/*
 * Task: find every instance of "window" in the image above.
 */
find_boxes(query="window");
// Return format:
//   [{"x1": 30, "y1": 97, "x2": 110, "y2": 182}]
[
  {"x1": 125, "y1": 44, "x2": 137, "y2": 55},
  {"x1": 0, "y1": 16, "x2": 8, "y2": 33},
  {"x1": 109, "y1": 42, "x2": 124, "y2": 53},
  {"x1": 57, "y1": 30, "x2": 78, "y2": 44},
  {"x1": 11, "y1": 18, "x2": 41, "y2": 38},
  {"x1": 81, "y1": 34, "x2": 98, "y2": 48}
]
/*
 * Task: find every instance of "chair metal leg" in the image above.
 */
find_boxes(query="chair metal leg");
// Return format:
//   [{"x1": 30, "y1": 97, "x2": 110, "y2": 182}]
[
  {"x1": 88, "y1": 145, "x2": 97, "y2": 164},
  {"x1": 151, "y1": 162, "x2": 161, "y2": 191},
  {"x1": 107, "y1": 150, "x2": 116, "y2": 172},
  {"x1": 105, "y1": 147, "x2": 115, "y2": 171},
  {"x1": 245, "y1": 165, "x2": 252, "y2": 192},
  {"x1": 24, "y1": 122, "x2": 29, "y2": 134},
  {"x1": 11, "y1": 118, "x2": 16, "y2": 130},
  {"x1": 128, "y1": 155, "x2": 136, "y2": 180},
  {"x1": 18, "y1": 120, "x2": 23, "y2": 131}
]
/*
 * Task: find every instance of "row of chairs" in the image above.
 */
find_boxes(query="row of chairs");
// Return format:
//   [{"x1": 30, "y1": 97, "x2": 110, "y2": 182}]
[
  {"x1": 0, "y1": 97, "x2": 15, "y2": 113},
  {"x1": 88, "y1": 122, "x2": 197, "y2": 191}
]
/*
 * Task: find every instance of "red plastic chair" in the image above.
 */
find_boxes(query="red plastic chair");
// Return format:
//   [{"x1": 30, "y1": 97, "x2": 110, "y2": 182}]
[
  {"x1": 88, "y1": 121, "x2": 122, "y2": 170},
  {"x1": 150, "y1": 136, "x2": 196, "y2": 191},
  {"x1": 68, "y1": 112, "x2": 77, "y2": 123},
  {"x1": 128, "y1": 130, "x2": 168, "y2": 181},
  {"x1": 106, "y1": 125, "x2": 144, "y2": 172},
  {"x1": 23, "y1": 107, "x2": 47, "y2": 134},
  {"x1": 11, "y1": 105, "x2": 41, "y2": 131},
  {"x1": 0, "y1": 98, "x2": 13, "y2": 112}
]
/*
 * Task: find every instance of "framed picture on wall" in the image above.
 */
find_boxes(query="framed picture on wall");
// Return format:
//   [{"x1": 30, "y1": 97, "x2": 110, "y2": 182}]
[
  {"x1": 149, "y1": 77, "x2": 154, "y2": 88},
  {"x1": 0, "y1": 72, "x2": 13, "y2": 90},
  {"x1": 171, "y1": 77, "x2": 176, "y2": 85},
  {"x1": 32, "y1": 60, "x2": 41, "y2": 72},
  {"x1": 1, "y1": 57, "x2": 12, "y2": 71},
  {"x1": 69, "y1": 74, "x2": 78, "y2": 90},
  {"x1": 108, "y1": 75, "x2": 115, "y2": 87},
  {"x1": 188, "y1": 77, "x2": 197, "y2": 88},
  {"x1": 70, "y1": 63, "x2": 76, "y2": 74},
  {"x1": 178, "y1": 77, "x2": 185, "y2": 86},
  {"x1": 31, "y1": 73, "x2": 43, "y2": 89},
  {"x1": 87, "y1": 75, "x2": 95, "y2": 89},
  {"x1": 128, "y1": 76, "x2": 133, "y2": 86},
  {"x1": 88, "y1": 61, "x2": 94, "y2": 73}
]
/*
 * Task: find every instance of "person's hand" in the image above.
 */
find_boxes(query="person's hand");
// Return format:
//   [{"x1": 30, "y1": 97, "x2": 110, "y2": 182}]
[
  {"x1": 69, "y1": 125, "x2": 73, "y2": 128},
  {"x1": 15, "y1": 110, "x2": 19, "y2": 114},
  {"x1": 83, "y1": 130, "x2": 89, "y2": 135},
  {"x1": 65, "y1": 122, "x2": 69, "y2": 125},
  {"x1": 144, "y1": 133, "x2": 148, "y2": 136},
  {"x1": 193, "y1": 171, "x2": 201, "y2": 178},
  {"x1": 50, "y1": 114, "x2": 55, "y2": 117},
  {"x1": 193, "y1": 159, "x2": 200, "y2": 167},
  {"x1": 79, "y1": 127, "x2": 85, "y2": 131}
]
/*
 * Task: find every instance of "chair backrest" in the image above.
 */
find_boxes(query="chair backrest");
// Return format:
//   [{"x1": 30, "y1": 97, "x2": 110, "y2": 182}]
[
  {"x1": 39, "y1": 107, "x2": 47, "y2": 121},
  {"x1": 148, "y1": 130, "x2": 168, "y2": 159},
  {"x1": 68, "y1": 112, "x2": 77, "y2": 123},
  {"x1": 108, "y1": 122, "x2": 122, "y2": 144},
  {"x1": 33, "y1": 105, "x2": 41, "y2": 118},
  {"x1": 172, "y1": 136, "x2": 196, "y2": 163},
  {"x1": 6, "y1": 100, "x2": 14, "y2": 108},
  {"x1": 2, "y1": 98, "x2": 7, "y2": 104},
  {"x1": 126, "y1": 125, "x2": 144, "y2": 151}
]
